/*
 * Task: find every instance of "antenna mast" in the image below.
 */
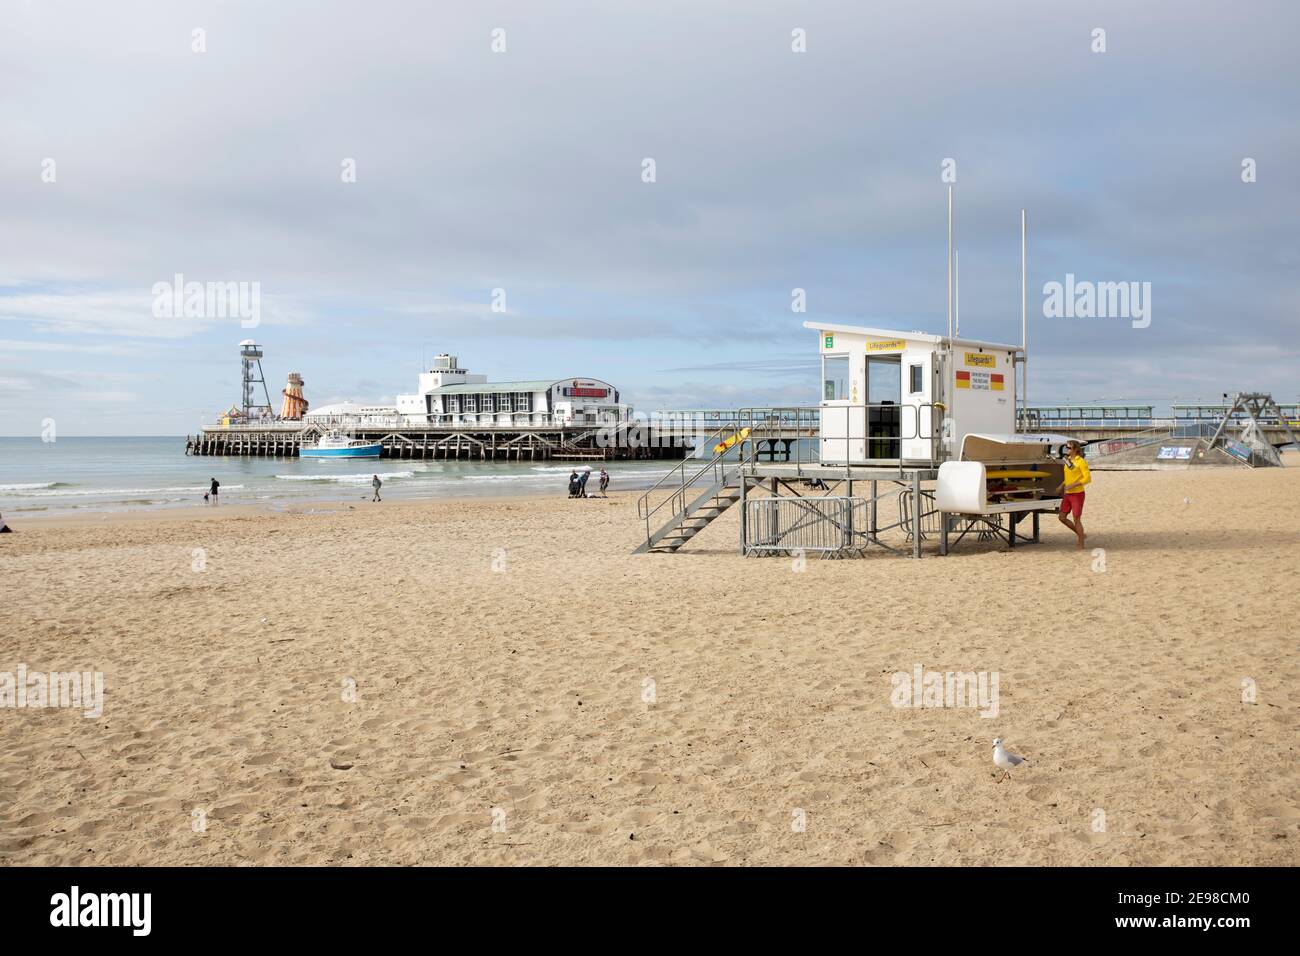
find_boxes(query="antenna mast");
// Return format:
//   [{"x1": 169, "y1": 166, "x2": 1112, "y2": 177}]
[
  {"x1": 954, "y1": 250, "x2": 960, "y2": 337},
  {"x1": 947, "y1": 187, "x2": 954, "y2": 347},
  {"x1": 1021, "y1": 209, "x2": 1028, "y2": 421}
]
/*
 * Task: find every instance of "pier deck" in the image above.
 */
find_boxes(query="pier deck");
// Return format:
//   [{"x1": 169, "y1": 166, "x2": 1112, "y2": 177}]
[{"x1": 187, "y1": 421, "x2": 699, "y2": 461}]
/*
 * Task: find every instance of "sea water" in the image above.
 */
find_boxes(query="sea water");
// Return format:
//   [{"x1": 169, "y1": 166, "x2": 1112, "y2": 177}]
[{"x1": 0, "y1": 437, "x2": 683, "y2": 516}]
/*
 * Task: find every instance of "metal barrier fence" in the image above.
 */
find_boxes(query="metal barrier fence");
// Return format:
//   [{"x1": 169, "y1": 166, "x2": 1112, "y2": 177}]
[
  {"x1": 743, "y1": 488, "x2": 941, "y2": 558},
  {"x1": 897, "y1": 488, "x2": 941, "y2": 540},
  {"x1": 744, "y1": 496, "x2": 855, "y2": 554}
]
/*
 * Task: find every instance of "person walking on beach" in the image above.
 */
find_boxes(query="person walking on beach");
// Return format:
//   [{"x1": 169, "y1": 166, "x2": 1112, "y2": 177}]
[
  {"x1": 371, "y1": 474, "x2": 382, "y2": 502},
  {"x1": 1055, "y1": 440, "x2": 1091, "y2": 550},
  {"x1": 598, "y1": 467, "x2": 610, "y2": 496},
  {"x1": 567, "y1": 470, "x2": 580, "y2": 498},
  {"x1": 209, "y1": 477, "x2": 220, "y2": 503},
  {"x1": 579, "y1": 466, "x2": 592, "y2": 497}
]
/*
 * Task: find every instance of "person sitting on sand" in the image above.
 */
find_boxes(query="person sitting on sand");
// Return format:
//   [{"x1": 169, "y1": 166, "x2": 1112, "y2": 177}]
[
  {"x1": 567, "y1": 470, "x2": 580, "y2": 498},
  {"x1": 372, "y1": 474, "x2": 382, "y2": 502},
  {"x1": 1055, "y1": 440, "x2": 1091, "y2": 550},
  {"x1": 598, "y1": 467, "x2": 609, "y2": 496},
  {"x1": 0, "y1": 512, "x2": 12, "y2": 533}
]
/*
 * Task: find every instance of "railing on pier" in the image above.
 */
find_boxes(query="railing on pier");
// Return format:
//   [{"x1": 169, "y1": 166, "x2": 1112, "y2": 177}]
[
  {"x1": 204, "y1": 414, "x2": 633, "y2": 431},
  {"x1": 1017, "y1": 405, "x2": 1155, "y2": 429},
  {"x1": 1014, "y1": 402, "x2": 1300, "y2": 429},
  {"x1": 1171, "y1": 403, "x2": 1300, "y2": 424},
  {"x1": 672, "y1": 404, "x2": 1163, "y2": 432},
  {"x1": 649, "y1": 409, "x2": 755, "y2": 428}
]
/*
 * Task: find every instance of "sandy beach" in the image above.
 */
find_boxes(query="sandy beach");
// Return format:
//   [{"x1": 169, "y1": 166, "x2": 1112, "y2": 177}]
[{"x1": 2, "y1": 458, "x2": 1297, "y2": 867}]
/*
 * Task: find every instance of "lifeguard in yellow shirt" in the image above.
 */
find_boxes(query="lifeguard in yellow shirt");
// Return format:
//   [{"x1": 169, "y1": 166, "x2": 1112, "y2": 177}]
[{"x1": 1056, "y1": 440, "x2": 1091, "y2": 550}]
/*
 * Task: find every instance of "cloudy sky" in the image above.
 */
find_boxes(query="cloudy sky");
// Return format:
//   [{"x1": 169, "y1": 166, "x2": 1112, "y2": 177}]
[{"x1": 2, "y1": 0, "x2": 1297, "y2": 435}]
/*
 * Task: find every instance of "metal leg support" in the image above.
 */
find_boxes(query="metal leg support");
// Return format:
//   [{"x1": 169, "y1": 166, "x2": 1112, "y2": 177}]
[{"x1": 912, "y1": 471, "x2": 922, "y2": 559}]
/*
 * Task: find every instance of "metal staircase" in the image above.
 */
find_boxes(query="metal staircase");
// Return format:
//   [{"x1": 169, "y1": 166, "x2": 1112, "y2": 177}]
[{"x1": 634, "y1": 422, "x2": 751, "y2": 554}]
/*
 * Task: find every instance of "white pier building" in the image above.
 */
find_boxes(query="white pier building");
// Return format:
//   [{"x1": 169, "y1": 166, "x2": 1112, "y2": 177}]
[{"x1": 308, "y1": 354, "x2": 630, "y2": 427}]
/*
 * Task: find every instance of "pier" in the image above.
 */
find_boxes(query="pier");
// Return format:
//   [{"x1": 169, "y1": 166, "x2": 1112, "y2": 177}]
[
  {"x1": 188, "y1": 402, "x2": 1297, "y2": 461},
  {"x1": 186, "y1": 420, "x2": 700, "y2": 461}
]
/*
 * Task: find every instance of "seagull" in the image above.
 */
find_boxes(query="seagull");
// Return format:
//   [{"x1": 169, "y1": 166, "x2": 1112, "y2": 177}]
[{"x1": 992, "y1": 738, "x2": 1027, "y2": 782}]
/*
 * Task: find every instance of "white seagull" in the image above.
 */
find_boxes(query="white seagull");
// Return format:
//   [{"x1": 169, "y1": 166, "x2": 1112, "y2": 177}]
[{"x1": 992, "y1": 738, "x2": 1027, "y2": 782}]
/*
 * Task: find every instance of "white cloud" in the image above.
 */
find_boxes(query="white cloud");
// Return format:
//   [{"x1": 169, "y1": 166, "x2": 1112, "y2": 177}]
[
  {"x1": 0, "y1": 337, "x2": 138, "y2": 355},
  {"x1": 0, "y1": 1, "x2": 1297, "y2": 431}
]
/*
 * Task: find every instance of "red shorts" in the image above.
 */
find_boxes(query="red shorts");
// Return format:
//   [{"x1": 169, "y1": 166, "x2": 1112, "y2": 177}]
[{"x1": 1060, "y1": 492, "x2": 1085, "y2": 518}]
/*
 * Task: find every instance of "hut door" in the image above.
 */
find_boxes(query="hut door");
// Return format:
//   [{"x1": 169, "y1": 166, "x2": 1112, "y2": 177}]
[
  {"x1": 865, "y1": 356, "x2": 901, "y2": 460},
  {"x1": 901, "y1": 353, "x2": 928, "y2": 462}
]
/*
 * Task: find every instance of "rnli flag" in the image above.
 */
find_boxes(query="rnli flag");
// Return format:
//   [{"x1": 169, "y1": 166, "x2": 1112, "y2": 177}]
[
  {"x1": 990, "y1": 373, "x2": 1004, "y2": 391},
  {"x1": 955, "y1": 370, "x2": 971, "y2": 389}
]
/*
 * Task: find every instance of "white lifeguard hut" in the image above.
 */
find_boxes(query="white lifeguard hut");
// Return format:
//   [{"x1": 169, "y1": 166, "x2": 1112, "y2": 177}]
[{"x1": 806, "y1": 322, "x2": 1022, "y2": 466}]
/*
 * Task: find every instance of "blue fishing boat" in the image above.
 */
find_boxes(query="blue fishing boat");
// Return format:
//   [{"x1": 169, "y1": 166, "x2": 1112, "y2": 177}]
[{"x1": 299, "y1": 431, "x2": 383, "y2": 459}]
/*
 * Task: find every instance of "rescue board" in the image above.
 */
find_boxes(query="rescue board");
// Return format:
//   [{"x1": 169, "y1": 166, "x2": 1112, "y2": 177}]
[
  {"x1": 986, "y1": 470, "x2": 1045, "y2": 480},
  {"x1": 713, "y1": 427, "x2": 751, "y2": 455}
]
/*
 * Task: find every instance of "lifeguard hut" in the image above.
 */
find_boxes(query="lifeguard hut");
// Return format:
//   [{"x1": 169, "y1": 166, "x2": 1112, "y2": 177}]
[
  {"x1": 808, "y1": 323, "x2": 1021, "y2": 465},
  {"x1": 634, "y1": 320, "x2": 1038, "y2": 558}
]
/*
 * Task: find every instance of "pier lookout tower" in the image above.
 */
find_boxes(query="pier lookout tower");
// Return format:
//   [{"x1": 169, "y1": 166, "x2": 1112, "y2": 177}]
[{"x1": 240, "y1": 339, "x2": 275, "y2": 421}]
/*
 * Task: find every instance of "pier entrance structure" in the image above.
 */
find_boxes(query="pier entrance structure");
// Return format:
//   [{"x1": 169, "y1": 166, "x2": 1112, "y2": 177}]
[{"x1": 635, "y1": 323, "x2": 1060, "y2": 558}]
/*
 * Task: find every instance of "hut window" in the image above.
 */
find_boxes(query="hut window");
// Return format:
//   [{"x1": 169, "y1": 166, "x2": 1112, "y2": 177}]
[
  {"x1": 909, "y1": 364, "x2": 923, "y2": 394},
  {"x1": 823, "y1": 355, "x2": 850, "y2": 401}
]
